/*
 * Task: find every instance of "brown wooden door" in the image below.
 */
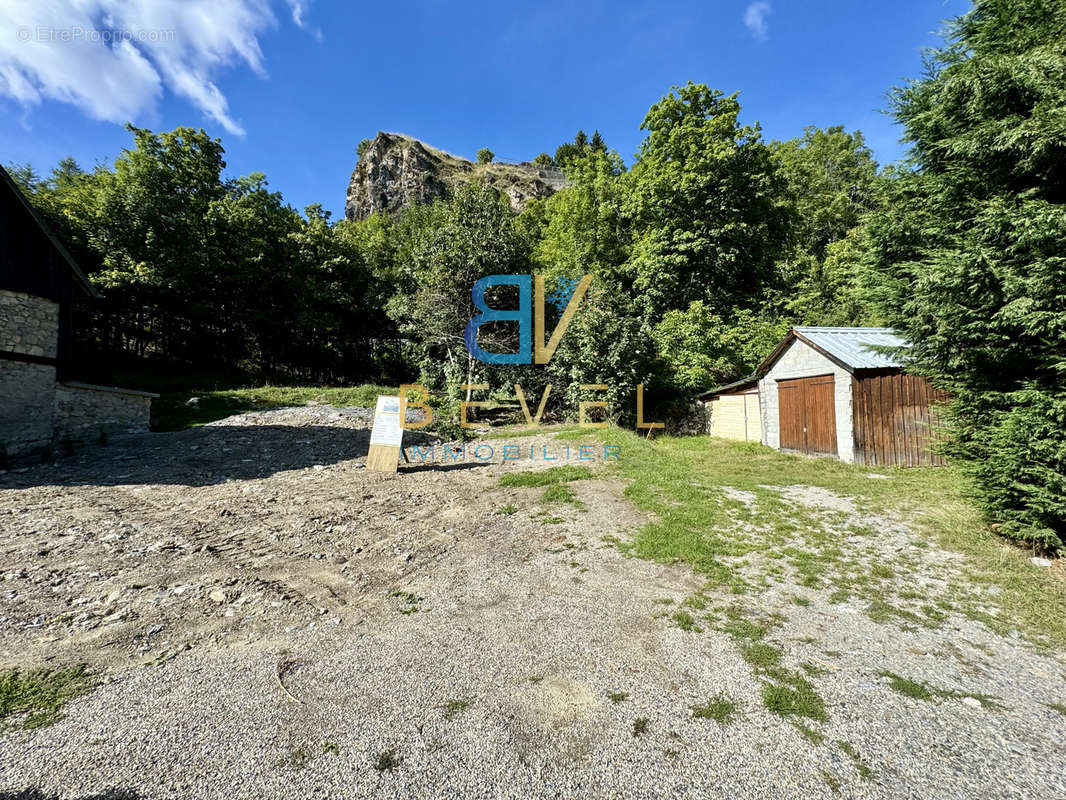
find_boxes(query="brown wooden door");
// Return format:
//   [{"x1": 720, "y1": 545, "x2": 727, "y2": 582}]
[{"x1": 777, "y1": 375, "x2": 837, "y2": 456}]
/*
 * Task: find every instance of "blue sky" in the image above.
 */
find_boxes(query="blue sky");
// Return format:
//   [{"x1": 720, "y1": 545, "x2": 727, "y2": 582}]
[{"x1": 1, "y1": 0, "x2": 970, "y2": 219}]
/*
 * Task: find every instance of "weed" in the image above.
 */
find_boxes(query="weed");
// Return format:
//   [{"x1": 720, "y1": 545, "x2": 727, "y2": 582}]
[
  {"x1": 497, "y1": 504, "x2": 518, "y2": 515},
  {"x1": 607, "y1": 691, "x2": 628, "y2": 703},
  {"x1": 838, "y1": 740, "x2": 873, "y2": 779},
  {"x1": 443, "y1": 699, "x2": 470, "y2": 718},
  {"x1": 373, "y1": 748, "x2": 401, "y2": 772},
  {"x1": 0, "y1": 665, "x2": 96, "y2": 730},
  {"x1": 672, "y1": 610, "x2": 702, "y2": 632},
  {"x1": 277, "y1": 747, "x2": 312, "y2": 770},
  {"x1": 1046, "y1": 702, "x2": 1066, "y2": 716},
  {"x1": 498, "y1": 465, "x2": 592, "y2": 488},
  {"x1": 690, "y1": 695, "x2": 738, "y2": 724},
  {"x1": 389, "y1": 590, "x2": 423, "y2": 614},
  {"x1": 793, "y1": 722, "x2": 825, "y2": 744},
  {"x1": 740, "y1": 641, "x2": 782, "y2": 669},
  {"x1": 632, "y1": 717, "x2": 649, "y2": 737},
  {"x1": 323, "y1": 742, "x2": 340, "y2": 756},
  {"x1": 880, "y1": 671, "x2": 933, "y2": 701},
  {"x1": 760, "y1": 673, "x2": 827, "y2": 722}
]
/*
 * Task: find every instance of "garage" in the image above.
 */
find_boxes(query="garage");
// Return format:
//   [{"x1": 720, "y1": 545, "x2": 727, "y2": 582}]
[
  {"x1": 697, "y1": 378, "x2": 760, "y2": 442},
  {"x1": 777, "y1": 374, "x2": 837, "y2": 456}
]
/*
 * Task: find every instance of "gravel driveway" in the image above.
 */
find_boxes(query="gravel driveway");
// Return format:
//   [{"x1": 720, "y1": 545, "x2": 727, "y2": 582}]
[{"x1": 1, "y1": 406, "x2": 1064, "y2": 799}]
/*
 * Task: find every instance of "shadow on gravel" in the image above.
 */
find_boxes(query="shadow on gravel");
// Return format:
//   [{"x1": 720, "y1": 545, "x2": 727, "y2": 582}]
[
  {"x1": 0, "y1": 424, "x2": 440, "y2": 489},
  {"x1": 0, "y1": 791, "x2": 141, "y2": 800}
]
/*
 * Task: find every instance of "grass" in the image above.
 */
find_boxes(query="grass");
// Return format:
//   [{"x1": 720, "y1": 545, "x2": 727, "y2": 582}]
[
  {"x1": 0, "y1": 665, "x2": 96, "y2": 730},
  {"x1": 389, "y1": 590, "x2": 423, "y2": 614},
  {"x1": 442, "y1": 699, "x2": 470, "y2": 718},
  {"x1": 153, "y1": 384, "x2": 400, "y2": 431},
  {"x1": 1046, "y1": 702, "x2": 1066, "y2": 716},
  {"x1": 631, "y1": 717, "x2": 649, "y2": 737},
  {"x1": 672, "y1": 610, "x2": 702, "y2": 632},
  {"x1": 837, "y1": 741, "x2": 873, "y2": 780},
  {"x1": 497, "y1": 504, "x2": 518, "y2": 515},
  {"x1": 542, "y1": 484, "x2": 580, "y2": 505},
  {"x1": 607, "y1": 690, "x2": 628, "y2": 703},
  {"x1": 498, "y1": 465, "x2": 592, "y2": 488},
  {"x1": 881, "y1": 671, "x2": 934, "y2": 701},
  {"x1": 555, "y1": 428, "x2": 1066, "y2": 648},
  {"x1": 761, "y1": 677, "x2": 828, "y2": 722},
  {"x1": 690, "y1": 695, "x2": 738, "y2": 724}
]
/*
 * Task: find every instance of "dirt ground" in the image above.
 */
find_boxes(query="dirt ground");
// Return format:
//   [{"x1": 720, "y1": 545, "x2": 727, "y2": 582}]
[{"x1": 0, "y1": 406, "x2": 1064, "y2": 799}]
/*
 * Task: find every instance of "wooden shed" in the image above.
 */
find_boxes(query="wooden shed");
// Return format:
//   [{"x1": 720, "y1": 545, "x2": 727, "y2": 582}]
[
  {"x1": 756, "y1": 327, "x2": 947, "y2": 466},
  {"x1": 697, "y1": 377, "x2": 761, "y2": 442}
]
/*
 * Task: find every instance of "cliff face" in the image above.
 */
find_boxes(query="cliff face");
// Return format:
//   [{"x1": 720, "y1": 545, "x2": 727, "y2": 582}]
[{"x1": 344, "y1": 132, "x2": 568, "y2": 221}]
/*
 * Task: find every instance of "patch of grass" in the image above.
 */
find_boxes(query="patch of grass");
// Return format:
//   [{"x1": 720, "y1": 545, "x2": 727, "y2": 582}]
[
  {"x1": 632, "y1": 717, "x2": 649, "y2": 737},
  {"x1": 740, "y1": 641, "x2": 782, "y2": 669},
  {"x1": 793, "y1": 722, "x2": 825, "y2": 744},
  {"x1": 0, "y1": 665, "x2": 96, "y2": 730},
  {"x1": 820, "y1": 769, "x2": 842, "y2": 793},
  {"x1": 542, "y1": 516, "x2": 564, "y2": 525},
  {"x1": 569, "y1": 428, "x2": 1066, "y2": 648},
  {"x1": 372, "y1": 748, "x2": 401, "y2": 772},
  {"x1": 607, "y1": 691, "x2": 628, "y2": 703},
  {"x1": 323, "y1": 742, "x2": 340, "y2": 756},
  {"x1": 1046, "y1": 702, "x2": 1066, "y2": 716},
  {"x1": 442, "y1": 699, "x2": 470, "y2": 718},
  {"x1": 790, "y1": 595, "x2": 812, "y2": 606},
  {"x1": 542, "y1": 484, "x2": 580, "y2": 505},
  {"x1": 880, "y1": 671, "x2": 933, "y2": 701},
  {"x1": 837, "y1": 740, "x2": 873, "y2": 780},
  {"x1": 497, "y1": 504, "x2": 518, "y2": 515},
  {"x1": 690, "y1": 695, "x2": 738, "y2": 724},
  {"x1": 760, "y1": 673, "x2": 827, "y2": 722},
  {"x1": 153, "y1": 384, "x2": 399, "y2": 431},
  {"x1": 672, "y1": 610, "x2": 702, "y2": 632},
  {"x1": 498, "y1": 465, "x2": 592, "y2": 488}
]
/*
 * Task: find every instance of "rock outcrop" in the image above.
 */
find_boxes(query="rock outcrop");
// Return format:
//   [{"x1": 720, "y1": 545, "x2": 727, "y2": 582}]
[{"x1": 345, "y1": 132, "x2": 568, "y2": 221}]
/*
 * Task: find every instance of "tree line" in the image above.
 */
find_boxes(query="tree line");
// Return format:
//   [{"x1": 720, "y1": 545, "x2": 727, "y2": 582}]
[{"x1": 10, "y1": 0, "x2": 1065, "y2": 550}]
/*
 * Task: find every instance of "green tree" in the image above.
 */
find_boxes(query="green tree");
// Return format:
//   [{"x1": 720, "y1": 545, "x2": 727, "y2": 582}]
[
  {"x1": 532, "y1": 152, "x2": 555, "y2": 167},
  {"x1": 624, "y1": 82, "x2": 791, "y2": 324},
  {"x1": 477, "y1": 148, "x2": 494, "y2": 164},
  {"x1": 870, "y1": 0, "x2": 1066, "y2": 549}
]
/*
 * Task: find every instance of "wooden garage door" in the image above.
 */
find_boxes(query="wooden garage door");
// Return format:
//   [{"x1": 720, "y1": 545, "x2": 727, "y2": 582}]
[{"x1": 778, "y1": 375, "x2": 837, "y2": 456}]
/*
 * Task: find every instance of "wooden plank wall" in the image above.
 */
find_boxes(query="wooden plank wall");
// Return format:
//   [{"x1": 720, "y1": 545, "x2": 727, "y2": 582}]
[{"x1": 853, "y1": 373, "x2": 949, "y2": 466}]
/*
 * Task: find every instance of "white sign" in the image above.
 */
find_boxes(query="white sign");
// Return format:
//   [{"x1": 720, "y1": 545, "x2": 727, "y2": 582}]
[{"x1": 370, "y1": 395, "x2": 404, "y2": 447}]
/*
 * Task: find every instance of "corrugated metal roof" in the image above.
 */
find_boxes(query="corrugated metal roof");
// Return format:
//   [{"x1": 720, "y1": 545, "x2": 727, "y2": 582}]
[{"x1": 793, "y1": 327, "x2": 908, "y2": 370}]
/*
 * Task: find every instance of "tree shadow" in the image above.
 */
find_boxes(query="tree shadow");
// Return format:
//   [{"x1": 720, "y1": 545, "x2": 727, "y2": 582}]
[{"x1": 0, "y1": 424, "x2": 443, "y2": 489}]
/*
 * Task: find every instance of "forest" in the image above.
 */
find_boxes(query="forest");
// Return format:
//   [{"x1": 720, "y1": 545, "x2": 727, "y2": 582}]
[{"x1": 9, "y1": 0, "x2": 1066, "y2": 551}]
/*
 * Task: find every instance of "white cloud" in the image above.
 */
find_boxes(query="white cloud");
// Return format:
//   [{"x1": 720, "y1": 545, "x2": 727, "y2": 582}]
[
  {"x1": 0, "y1": 0, "x2": 314, "y2": 136},
  {"x1": 743, "y1": 1, "x2": 771, "y2": 41}
]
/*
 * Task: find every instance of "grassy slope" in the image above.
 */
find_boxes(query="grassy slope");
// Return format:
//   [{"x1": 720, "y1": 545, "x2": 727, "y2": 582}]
[{"x1": 557, "y1": 428, "x2": 1066, "y2": 648}]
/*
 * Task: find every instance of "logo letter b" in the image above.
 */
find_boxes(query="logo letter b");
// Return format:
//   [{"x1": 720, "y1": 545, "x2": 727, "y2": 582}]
[{"x1": 465, "y1": 275, "x2": 532, "y2": 364}]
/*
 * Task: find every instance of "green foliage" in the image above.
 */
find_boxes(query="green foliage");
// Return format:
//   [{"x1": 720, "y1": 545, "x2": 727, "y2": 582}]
[
  {"x1": 532, "y1": 153, "x2": 555, "y2": 167},
  {"x1": 0, "y1": 665, "x2": 96, "y2": 730},
  {"x1": 691, "y1": 695, "x2": 739, "y2": 724},
  {"x1": 356, "y1": 138, "x2": 372, "y2": 158},
  {"x1": 870, "y1": 0, "x2": 1066, "y2": 550},
  {"x1": 498, "y1": 465, "x2": 592, "y2": 487},
  {"x1": 476, "y1": 148, "x2": 494, "y2": 164}
]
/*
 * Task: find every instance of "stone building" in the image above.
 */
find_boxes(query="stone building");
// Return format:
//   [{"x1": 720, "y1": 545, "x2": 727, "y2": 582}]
[
  {"x1": 0, "y1": 165, "x2": 155, "y2": 460},
  {"x1": 700, "y1": 327, "x2": 948, "y2": 467}
]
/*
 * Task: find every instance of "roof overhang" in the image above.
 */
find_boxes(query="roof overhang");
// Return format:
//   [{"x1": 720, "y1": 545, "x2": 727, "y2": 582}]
[{"x1": 0, "y1": 165, "x2": 100, "y2": 299}]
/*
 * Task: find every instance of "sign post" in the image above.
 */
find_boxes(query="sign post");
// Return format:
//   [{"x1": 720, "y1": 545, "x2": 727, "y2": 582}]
[{"x1": 366, "y1": 395, "x2": 404, "y2": 472}]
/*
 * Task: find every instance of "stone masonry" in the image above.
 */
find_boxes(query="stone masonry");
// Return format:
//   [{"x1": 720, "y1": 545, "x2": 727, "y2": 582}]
[
  {"x1": 54, "y1": 382, "x2": 156, "y2": 444},
  {"x1": 0, "y1": 290, "x2": 60, "y2": 456}
]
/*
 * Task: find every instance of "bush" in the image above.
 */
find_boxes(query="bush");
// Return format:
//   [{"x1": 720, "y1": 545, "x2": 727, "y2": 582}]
[{"x1": 476, "y1": 148, "x2": 494, "y2": 164}]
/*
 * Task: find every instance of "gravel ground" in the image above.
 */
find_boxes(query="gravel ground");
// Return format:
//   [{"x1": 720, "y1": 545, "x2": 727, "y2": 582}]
[{"x1": 0, "y1": 406, "x2": 1064, "y2": 799}]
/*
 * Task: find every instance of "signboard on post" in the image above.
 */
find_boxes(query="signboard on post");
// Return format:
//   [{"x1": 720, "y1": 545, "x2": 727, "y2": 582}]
[{"x1": 366, "y1": 395, "x2": 404, "y2": 472}]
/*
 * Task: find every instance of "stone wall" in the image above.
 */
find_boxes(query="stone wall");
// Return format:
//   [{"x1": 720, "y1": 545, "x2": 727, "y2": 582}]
[
  {"x1": 0, "y1": 290, "x2": 60, "y2": 457},
  {"x1": 0, "y1": 289, "x2": 59, "y2": 358},
  {"x1": 54, "y1": 382, "x2": 157, "y2": 443},
  {"x1": 758, "y1": 338, "x2": 855, "y2": 462}
]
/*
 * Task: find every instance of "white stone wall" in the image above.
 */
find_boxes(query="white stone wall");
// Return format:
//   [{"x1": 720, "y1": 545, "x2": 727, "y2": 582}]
[
  {"x1": 54, "y1": 382, "x2": 155, "y2": 443},
  {"x1": 0, "y1": 290, "x2": 60, "y2": 456},
  {"x1": 758, "y1": 338, "x2": 855, "y2": 462},
  {"x1": 0, "y1": 290, "x2": 59, "y2": 358}
]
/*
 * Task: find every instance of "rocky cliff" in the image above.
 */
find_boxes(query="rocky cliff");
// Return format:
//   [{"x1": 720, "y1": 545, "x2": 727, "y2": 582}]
[{"x1": 344, "y1": 132, "x2": 568, "y2": 221}]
